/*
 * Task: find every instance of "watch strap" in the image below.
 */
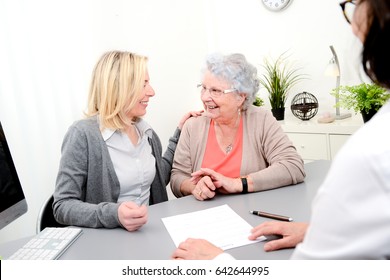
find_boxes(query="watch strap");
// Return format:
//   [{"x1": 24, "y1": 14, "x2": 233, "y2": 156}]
[{"x1": 241, "y1": 177, "x2": 248, "y2": 194}]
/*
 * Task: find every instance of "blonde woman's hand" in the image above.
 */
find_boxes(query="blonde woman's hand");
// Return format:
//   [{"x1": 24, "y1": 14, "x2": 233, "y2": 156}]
[
  {"x1": 178, "y1": 110, "x2": 203, "y2": 130},
  {"x1": 118, "y1": 201, "x2": 148, "y2": 232}
]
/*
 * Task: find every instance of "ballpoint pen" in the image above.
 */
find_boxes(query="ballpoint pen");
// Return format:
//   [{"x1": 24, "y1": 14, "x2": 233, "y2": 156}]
[{"x1": 250, "y1": 210, "x2": 293, "y2": 222}]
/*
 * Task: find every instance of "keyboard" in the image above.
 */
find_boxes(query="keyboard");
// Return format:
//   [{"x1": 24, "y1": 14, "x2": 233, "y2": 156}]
[{"x1": 8, "y1": 227, "x2": 83, "y2": 260}]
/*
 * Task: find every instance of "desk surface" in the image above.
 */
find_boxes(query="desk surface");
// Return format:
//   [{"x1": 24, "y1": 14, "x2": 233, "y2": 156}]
[{"x1": 0, "y1": 160, "x2": 330, "y2": 260}]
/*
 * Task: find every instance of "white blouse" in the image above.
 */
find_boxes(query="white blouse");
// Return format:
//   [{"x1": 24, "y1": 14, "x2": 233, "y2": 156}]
[{"x1": 102, "y1": 119, "x2": 156, "y2": 206}]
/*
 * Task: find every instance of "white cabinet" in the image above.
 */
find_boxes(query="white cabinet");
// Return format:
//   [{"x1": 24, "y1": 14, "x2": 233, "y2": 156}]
[
  {"x1": 285, "y1": 133, "x2": 328, "y2": 161},
  {"x1": 280, "y1": 115, "x2": 363, "y2": 162},
  {"x1": 329, "y1": 134, "x2": 351, "y2": 159}
]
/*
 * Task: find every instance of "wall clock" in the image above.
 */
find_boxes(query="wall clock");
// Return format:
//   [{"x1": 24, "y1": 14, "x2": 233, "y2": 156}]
[{"x1": 261, "y1": 0, "x2": 292, "y2": 12}]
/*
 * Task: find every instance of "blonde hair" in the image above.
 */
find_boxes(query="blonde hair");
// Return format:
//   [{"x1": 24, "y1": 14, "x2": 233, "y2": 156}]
[{"x1": 86, "y1": 51, "x2": 148, "y2": 130}]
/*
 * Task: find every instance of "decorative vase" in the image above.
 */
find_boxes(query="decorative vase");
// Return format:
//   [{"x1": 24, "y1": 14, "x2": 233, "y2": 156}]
[
  {"x1": 271, "y1": 107, "x2": 285, "y2": 121},
  {"x1": 361, "y1": 108, "x2": 377, "y2": 123}
]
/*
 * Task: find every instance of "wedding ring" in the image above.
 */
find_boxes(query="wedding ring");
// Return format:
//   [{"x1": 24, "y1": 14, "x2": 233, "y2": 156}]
[{"x1": 198, "y1": 190, "x2": 203, "y2": 196}]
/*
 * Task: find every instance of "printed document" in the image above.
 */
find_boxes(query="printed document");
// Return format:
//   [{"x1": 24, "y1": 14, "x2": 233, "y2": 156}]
[{"x1": 162, "y1": 204, "x2": 264, "y2": 250}]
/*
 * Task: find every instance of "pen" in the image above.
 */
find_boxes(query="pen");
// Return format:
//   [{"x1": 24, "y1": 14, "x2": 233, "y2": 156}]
[{"x1": 250, "y1": 210, "x2": 293, "y2": 222}]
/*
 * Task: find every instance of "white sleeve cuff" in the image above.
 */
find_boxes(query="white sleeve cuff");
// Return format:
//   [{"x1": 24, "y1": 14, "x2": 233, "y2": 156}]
[{"x1": 213, "y1": 252, "x2": 236, "y2": 260}]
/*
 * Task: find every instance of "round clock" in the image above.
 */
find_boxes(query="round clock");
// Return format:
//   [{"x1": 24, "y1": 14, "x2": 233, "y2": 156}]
[{"x1": 261, "y1": 0, "x2": 292, "y2": 12}]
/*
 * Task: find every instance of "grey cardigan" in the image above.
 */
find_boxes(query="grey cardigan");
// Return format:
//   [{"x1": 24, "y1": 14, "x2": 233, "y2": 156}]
[{"x1": 53, "y1": 116, "x2": 180, "y2": 229}]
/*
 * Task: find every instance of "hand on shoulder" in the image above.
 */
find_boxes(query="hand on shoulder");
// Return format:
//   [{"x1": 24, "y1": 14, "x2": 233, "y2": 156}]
[{"x1": 178, "y1": 110, "x2": 204, "y2": 129}]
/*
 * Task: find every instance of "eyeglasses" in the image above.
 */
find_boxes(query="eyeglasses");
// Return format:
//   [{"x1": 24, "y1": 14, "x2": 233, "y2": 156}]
[
  {"x1": 340, "y1": 0, "x2": 356, "y2": 24},
  {"x1": 197, "y1": 84, "x2": 237, "y2": 98}
]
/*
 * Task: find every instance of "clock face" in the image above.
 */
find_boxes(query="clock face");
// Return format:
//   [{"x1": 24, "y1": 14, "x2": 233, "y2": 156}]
[{"x1": 262, "y1": 0, "x2": 292, "y2": 12}]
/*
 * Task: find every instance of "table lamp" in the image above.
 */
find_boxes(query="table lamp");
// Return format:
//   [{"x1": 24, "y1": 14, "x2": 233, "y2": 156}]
[{"x1": 325, "y1": 45, "x2": 351, "y2": 120}]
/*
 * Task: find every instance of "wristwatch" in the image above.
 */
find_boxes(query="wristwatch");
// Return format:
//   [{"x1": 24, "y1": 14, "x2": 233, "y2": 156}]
[{"x1": 241, "y1": 177, "x2": 248, "y2": 194}]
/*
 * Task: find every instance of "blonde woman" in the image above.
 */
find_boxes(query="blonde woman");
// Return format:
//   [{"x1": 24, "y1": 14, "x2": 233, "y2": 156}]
[{"x1": 53, "y1": 51, "x2": 200, "y2": 232}]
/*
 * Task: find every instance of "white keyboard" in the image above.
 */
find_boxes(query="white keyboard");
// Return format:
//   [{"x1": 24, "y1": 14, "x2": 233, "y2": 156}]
[{"x1": 8, "y1": 227, "x2": 83, "y2": 260}]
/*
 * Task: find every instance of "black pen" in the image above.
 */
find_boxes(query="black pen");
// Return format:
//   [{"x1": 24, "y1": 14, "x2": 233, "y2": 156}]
[{"x1": 250, "y1": 210, "x2": 293, "y2": 222}]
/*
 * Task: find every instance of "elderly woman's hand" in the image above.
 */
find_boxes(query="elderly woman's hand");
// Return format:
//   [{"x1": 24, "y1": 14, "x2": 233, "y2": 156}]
[
  {"x1": 191, "y1": 175, "x2": 217, "y2": 200},
  {"x1": 191, "y1": 168, "x2": 242, "y2": 194}
]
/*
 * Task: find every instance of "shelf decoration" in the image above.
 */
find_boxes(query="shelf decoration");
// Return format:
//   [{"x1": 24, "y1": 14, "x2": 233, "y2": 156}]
[{"x1": 290, "y1": 91, "x2": 319, "y2": 120}]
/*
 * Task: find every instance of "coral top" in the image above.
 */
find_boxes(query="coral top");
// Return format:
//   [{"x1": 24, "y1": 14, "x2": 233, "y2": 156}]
[{"x1": 201, "y1": 118, "x2": 243, "y2": 178}]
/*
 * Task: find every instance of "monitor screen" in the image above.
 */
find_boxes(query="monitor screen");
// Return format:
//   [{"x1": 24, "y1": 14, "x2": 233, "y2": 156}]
[{"x1": 0, "y1": 121, "x2": 28, "y2": 229}]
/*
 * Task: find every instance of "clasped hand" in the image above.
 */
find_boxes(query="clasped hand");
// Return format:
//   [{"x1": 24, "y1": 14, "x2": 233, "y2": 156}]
[
  {"x1": 190, "y1": 168, "x2": 241, "y2": 200},
  {"x1": 118, "y1": 201, "x2": 148, "y2": 232}
]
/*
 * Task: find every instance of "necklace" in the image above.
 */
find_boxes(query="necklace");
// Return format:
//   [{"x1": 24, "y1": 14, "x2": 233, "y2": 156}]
[
  {"x1": 215, "y1": 112, "x2": 241, "y2": 154},
  {"x1": 225, "y1": 144, "x2": 233, "y2": 154}
]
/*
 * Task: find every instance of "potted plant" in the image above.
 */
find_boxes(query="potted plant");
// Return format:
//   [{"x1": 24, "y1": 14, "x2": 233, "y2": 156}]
[
  {"x1": 332, "y1": 83, "x2": 390, "y2": 122},
  {"x1": 252, "y1": 95, "x2": 264, "y2": 107},
  {"x1": 259, "y1": 52, "x2": 306, "y2": 120}
]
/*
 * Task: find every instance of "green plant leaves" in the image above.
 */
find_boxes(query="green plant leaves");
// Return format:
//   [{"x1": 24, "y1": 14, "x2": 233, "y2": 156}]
[
  {"x1": 252, "y1": 95, "x2": 264, "y2": 107},
  {"x1": 259, "y1": 53, "x2": 306, "y2": 109},
  {"x1": 331, "y1": 83, "x2": 390, "y2": 114}
]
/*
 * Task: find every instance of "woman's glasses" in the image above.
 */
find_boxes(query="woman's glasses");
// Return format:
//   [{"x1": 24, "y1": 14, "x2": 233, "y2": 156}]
[
  {"x1": 197, "y1": 84, "x2": 237, "y2": 98},
  {"x1": 340, "y1": 0, "x2": 357, "y2": 24}
]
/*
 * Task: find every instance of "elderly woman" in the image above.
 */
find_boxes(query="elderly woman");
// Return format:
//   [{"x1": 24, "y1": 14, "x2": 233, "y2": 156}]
[{"x1": 170, "y1": 53, "x2": 305, "y2": 200}]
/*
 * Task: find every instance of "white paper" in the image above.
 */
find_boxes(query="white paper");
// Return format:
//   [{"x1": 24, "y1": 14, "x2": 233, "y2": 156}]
[{"x1": 161, "y1": 204, "x2": 265, "y2": 250}]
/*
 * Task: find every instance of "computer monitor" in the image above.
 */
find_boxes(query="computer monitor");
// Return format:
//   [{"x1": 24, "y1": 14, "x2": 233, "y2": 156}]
[{"x1": 0, "y1": 121, "x2": 28, "y2": 229}]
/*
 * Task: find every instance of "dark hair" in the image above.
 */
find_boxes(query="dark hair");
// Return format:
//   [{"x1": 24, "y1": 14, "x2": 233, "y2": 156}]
[{"x1": 362, "y1": 0, "x2": 390, "y2": 88}]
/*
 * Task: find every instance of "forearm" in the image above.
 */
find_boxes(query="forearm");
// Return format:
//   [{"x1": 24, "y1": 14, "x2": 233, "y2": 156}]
[
  {"x1": 54, "y1": 197, "x2": 120, "y2": 228},
  {"x1": 218, "y1": 175, "x2": 254, "y2": 194},
  {"x1": 250, "y1": 161, "x2": 305, "y2": 192},
  {"x1": 163, "y1": 128, "x2": 181, "y2": 162}
]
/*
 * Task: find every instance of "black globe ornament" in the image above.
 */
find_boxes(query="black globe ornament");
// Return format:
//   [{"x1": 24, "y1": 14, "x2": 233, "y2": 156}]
[{"x1": 290, "y1": 92, "x2": 319, "y2": 121}]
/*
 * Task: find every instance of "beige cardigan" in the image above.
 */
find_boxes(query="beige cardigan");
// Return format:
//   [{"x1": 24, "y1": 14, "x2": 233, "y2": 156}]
[{"x1": 170, "y1": 105, "x2": 305, "y2": 197}]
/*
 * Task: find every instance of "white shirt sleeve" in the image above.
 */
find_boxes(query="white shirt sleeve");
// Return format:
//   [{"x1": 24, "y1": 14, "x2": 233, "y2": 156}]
[{"x1": 213, "y1": 252, "x2": 236, "y2": 260}]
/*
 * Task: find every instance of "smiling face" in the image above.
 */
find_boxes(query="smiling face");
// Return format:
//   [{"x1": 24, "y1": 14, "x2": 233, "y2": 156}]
[
  {"x1": 128, "y1": 70, "x2": 155, "y2": 119},
  {"x1": 201, "y1": 71, "x2": 245, "y2": 124}
]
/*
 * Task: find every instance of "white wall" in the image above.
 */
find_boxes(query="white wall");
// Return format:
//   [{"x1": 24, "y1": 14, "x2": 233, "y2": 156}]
[{"x1": 0, "y1": 0, "x2": 364, "y2": 244}]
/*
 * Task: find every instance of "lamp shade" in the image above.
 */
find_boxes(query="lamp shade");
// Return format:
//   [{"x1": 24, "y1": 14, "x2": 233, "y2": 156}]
[{"x1": 325, "y1": 58, "x2": 340, "y2": 77}]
